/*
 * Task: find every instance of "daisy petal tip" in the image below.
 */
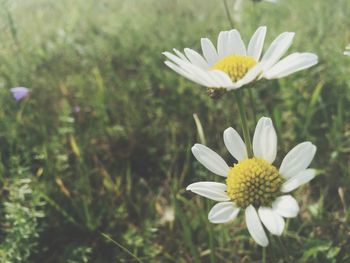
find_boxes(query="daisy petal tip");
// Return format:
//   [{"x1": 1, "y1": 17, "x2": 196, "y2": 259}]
[
  {"x1": 208, "y1": 216, "x2": 218, "y2": 224},
  {"x1": 258, "y1": 207, "x2": 285, "y2": 236},
  {"x1": 245, "y1": 205, "x2": 269, "y2": 247},
  {"x1": 256, "y1": 26, "x2": 267, "y2": 36},
  {"x1": 264, "y1": 117, "x2": 273, "y2": 125},
  {"x1": 261, "y1": 241, "x2": 268, "y2": 247},
  {"x1": 311, "y1": 53, "x2": 318, "y2": 61},
  {"x1": 223, "y1": 127, "x2": 234, "y2": 135},
  {"x1": 311, "y1": 144, "x2": 317, "y2": 154},
  {"x1": 258, "y1": 116, "x2": 272, "y2": 124},
  {"x1": 281, "y1": 168, "x2": 317, "y2": 193},
  {"x1": 273, "y1": 195, "x2": 300, "y2": 218},
  {"x1": 186, "y1": 184, "x2": 194, "y2": 191},
  {"x1": 191, "y1": 143, "x2": 201, "y2": 150},
  {"x1": 207, "y1": 202, "x2": 240, "y2": 224},
  {"x1": 190, "y1": 146, "x2": 196, "y2": 154}
]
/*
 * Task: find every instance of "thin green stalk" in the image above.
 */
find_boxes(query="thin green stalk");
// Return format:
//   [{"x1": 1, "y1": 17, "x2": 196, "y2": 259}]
[
  {"x1": 77, "y1": 156, "x2": 94, "y2": 230},
  {"x1": 247, "y1": 87, "x2": 257, "y2": 124},
  {"x1": 2, "y1": 1, "x2": 20, "y2": 48},
  {"x1": 222, "y1": 0, "x2": 234, "y2": 28},
  {"x1": 205, "y1": 201, "x2": 216, "y2": 263},
  {"x1": 40, "y1": 193, "x2": 78, "y2": 227},
  {"x1": 234, "y1": 91, "x2": 253, "y2": 157},
  {"x1": 193, "y1": 113, "x2": 207, "y2": 146},
  {"x1": 101, "y1": 233, "x2": 143, "y2": 263},
  {"x1": 172, "y1": 187, "x2": 200, "y2": 263},
  {"x1": 262, "y1": 247, "x2": 266, "y2": 263},
  {"x1": 274, "y1": 236, "x2": 292, "y2": 263}
]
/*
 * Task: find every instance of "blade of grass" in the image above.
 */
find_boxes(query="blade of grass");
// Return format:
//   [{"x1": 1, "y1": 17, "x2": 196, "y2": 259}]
[
  {"x1": 101, "y1": 232, "x2": 144, "y2": 263},
  {"x1": 40, "y1": 193, "x2": 78, "y2": 226},
  {"x1": 172, "y1": 185, "x2": 200, "y2": 263},
  {"x1": 302, "y1": 80, "x2": 324, "y2": 136}
]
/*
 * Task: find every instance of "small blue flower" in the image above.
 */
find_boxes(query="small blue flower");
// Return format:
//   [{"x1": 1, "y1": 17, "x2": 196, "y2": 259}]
[{"x1": 10, "y1": 87, "x2": 30, "y2": 101}]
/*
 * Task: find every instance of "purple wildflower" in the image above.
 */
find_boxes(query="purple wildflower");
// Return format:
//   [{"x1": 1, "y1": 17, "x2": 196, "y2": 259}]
[
  {"x1": 73, "y1": 106, "x2": 81, "y2": 113},
  {"x1": 10, "y1": 87, "x2": 30, "y2": 101}
]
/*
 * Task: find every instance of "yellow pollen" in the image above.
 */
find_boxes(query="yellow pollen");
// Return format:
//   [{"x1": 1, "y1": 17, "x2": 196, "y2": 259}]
[
  {"x1": 226, "y1": 158, "x2": 284, "y2": 208},
  {"x1": 212, "y1": 55, "x2": 257, "y2": 82}
]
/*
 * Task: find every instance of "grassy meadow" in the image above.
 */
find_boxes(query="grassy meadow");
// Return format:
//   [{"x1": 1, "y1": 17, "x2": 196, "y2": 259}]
[{"x1": 0, "y1": 0, "x2": 349, "y2": 262}]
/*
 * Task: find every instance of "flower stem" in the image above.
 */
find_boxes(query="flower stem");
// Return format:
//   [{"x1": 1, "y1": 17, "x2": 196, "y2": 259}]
[
  {"x1": 205, "y1": 201, "x2": 216, "y2": 263},
  {"x1": 262, "y1": 247, "x2": 266, "y2": 263},
  {"x1": 234, "y1": 90, "x2": 253, "y2": 158},
  {"x1": 222, "y1": 0, "x2": 234, "y2": 28},
  {"x1": 247, "y1": 87, "x2": 257, "y2": 124},
  {"x1": 281, "y1": 237, "x2": 292, "y2": 262},
  {"x1": 274, "y1": 236, "x2": 292, "y2": 263}
]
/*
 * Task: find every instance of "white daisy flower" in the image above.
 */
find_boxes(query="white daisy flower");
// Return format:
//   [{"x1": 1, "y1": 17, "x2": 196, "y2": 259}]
[
  {"x1": 344, "y1": 44, "x2": 350, "y2": 56},
  {"x1": 187, "y1": 117, "x2": 317, "y2": 246},
  {"x1": 163, "y1": 26, "x2": 318, "y2": 90}
]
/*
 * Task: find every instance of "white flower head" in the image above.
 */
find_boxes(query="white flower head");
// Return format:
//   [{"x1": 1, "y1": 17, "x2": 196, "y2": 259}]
[
  {"x1": 163, "y1": 26, "x2": 318, "y2": 90},
  {"x1": 344, "y1": 44, "x2": 350, "y2": 56},
  {"x1": 187, "y1": 117, "x2": 317, "y2": 246}
]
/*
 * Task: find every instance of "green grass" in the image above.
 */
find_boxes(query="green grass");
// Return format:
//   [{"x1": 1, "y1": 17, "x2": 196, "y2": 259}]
[{"x1": 0, "y1": 0, "x2": 349, "y2": 262}]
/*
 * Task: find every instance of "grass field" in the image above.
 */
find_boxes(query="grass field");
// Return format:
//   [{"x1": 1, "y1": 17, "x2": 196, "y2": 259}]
[{"x1": 0, "y1": 0, "x2": 349, "y2": 262}]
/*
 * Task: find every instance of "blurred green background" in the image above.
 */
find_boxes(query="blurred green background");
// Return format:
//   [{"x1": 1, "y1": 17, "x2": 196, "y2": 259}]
[{"x1": 0, "y1": 0, "x2": 349, "y2": 262}]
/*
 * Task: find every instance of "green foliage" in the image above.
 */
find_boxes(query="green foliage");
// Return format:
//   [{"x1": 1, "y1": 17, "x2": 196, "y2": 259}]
[
  {"x1": 0, "y1": 0, "x2": 349, "y2": 262},
  {"x1": 0, "y1": 176, "x2": 45, "y2": 263}
]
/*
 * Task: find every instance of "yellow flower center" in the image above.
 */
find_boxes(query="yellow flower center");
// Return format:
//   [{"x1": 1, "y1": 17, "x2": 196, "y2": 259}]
[
  {"x1": 226, "y1": 158, "x2": 284, "y2": 208},
  {"x1": 212, "y1": 55, "x2": 257, "y2": 82}
]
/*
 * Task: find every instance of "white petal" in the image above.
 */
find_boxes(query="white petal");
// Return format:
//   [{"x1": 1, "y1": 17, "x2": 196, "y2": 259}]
[
  {"x1": 184, "y1": 48, "x2": 210, "y2": 70},
  {"x1": 223, "y1": 127, "x2": 247, "y2": 161},
  {"x1": 180, "y1": 61, "x2": 220, "y2": 87},
  {"x1": 258, "y1": 207, "x2": 285, "y2": 236},
  {"x1": 163, "y1": 51, "x2": 214, "y2": 87},
  {"x1": 245, "y1": 205, "x2": 269, "y2": 247},
  {"x1": 260, "y1": 32, "x2": 295, "y2": 72},
  {"x1": 186, "y1": 182, "x2": 230, "y2": 201},
  {"x1": 208, "y1": 202, "x2": 240, "y2": 223},
  {"x1": 163, "y1": 51, "x2": 188, "y2": 65},
  {"x1": 252, "y1": 118, "x2": 265, "y2": 157},
  {"x1": 264, "y1": 52, "x2": 318, "y2": 79},
  {"x1": 209, "y1": 70, "x2": 234, "y2": 88},
  {"x1": 164, "y1": 61, "x2": 208, "y2": 86},
  {"x1": 279, "y1": 142, "x2": 316, "y2": 179},
  {"x1": 227, "y1": 29, "x2": 246, "y2": 56},
  {"x1": 252, "y1": 117, "x2": 277, "y2": 163},
  {"x1": 173, "y1": 48, "x2": 189, "y2": 62},
  {"x1": 201, "y1": 38, "x2": 219, "y2": 66},
  {"x1": 176, "y1": 61, "x2": 215, "y2": 86},
  {"x1": 247, "y1": 26, "x2": 267, "y2": 61},
  {"x1": 272, "y1": 195, "x2": 299, "y2": 218},
  {"x1": 281, "y1": 169, "x2": 316, "y2": 193},
  {"x1": 164, "y1": 50, "x2": 234, "y2": 89},
  {"x1": 191, "y1": 144, "x2": 230, "y2": 177},
  {"x1": 217, "y1": 31, "x2": 229, "y2": 58}
]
